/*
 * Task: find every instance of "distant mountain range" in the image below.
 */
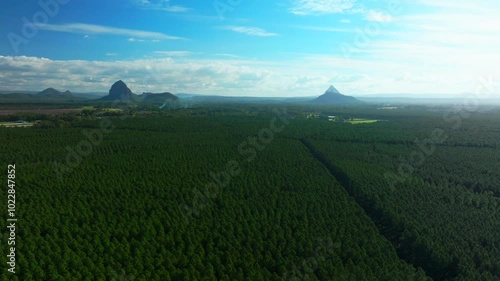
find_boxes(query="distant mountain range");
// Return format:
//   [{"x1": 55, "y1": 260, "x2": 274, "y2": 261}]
[
  {"x1": 98, "y1": 80, "x2": 179, "y2": 106},
  {"x1": 0, "y1": 81, "x2": 179, "y2": 105},
  {"x1": 176, "y1": 86, "x2": 361, "y2": 105},
  {"x1": 1, "y1": 82, "x2": 498, "y2": 105},
  {"x1": 175, "y1": 93, "x2": 315, "y2": 104},
  {"x1": 38, "y1": 88, "x2": 73, "y2": 98},
  {"x1": 0, "y1": 88, "x2": 86, "y2": 103},
  {"x1": 174, "y1": 86, "x2": 361, "y2": 105},
  {"x1": 0, "y1": 84, "x2": 361, "y2": 105}
]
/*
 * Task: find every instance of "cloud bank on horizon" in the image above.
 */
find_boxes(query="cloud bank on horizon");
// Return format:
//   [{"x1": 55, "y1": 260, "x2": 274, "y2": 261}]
[{"x1": 0, "y1": 0, "x2": 498, "y2": 97}]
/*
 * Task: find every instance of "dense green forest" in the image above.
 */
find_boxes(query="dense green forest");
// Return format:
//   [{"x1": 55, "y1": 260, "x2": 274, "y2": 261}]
[{"x1": 0, "y1": 104, "x2": 499, "y2": 280}]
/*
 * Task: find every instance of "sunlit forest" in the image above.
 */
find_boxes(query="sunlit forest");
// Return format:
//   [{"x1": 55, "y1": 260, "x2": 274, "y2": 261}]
[{"x1": 0, "y1": 104, "x2": 499, "y2": 280}]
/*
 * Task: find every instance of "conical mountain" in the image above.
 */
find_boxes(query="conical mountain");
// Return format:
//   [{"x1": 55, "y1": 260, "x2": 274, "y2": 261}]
[
  {"x1": 100, "y1": 80, "x2": 136, "y2": 101},
  {"x1": 312, "y1": 85, "x2": 360, "y2": 104},
  {"x1": 325, "y1": 85, "x2": 341, "y2": 94}
]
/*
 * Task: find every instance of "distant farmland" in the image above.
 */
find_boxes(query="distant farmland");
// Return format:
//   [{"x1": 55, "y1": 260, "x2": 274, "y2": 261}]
[
  {"x1": 0, "y1": 108, "x2": 83, "y2": 115},
  {"x1": 346, "y1": 118, "x2": 382, "y2": 124},
  {"x1": 0, "y1": 121, "x2": 33, "y2": 127}
]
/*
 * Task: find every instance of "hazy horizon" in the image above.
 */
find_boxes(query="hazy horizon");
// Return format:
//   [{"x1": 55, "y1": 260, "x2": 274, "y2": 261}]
[
  {"x1": 1, "y1": 0, "x2": 499, "y2": 98},
  {"x1": 2, "y1": 85, "x2": 499, "y2": 100}
]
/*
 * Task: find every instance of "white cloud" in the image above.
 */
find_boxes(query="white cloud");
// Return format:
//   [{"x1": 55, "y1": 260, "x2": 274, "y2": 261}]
[
  {"x1": 4, "y1": 0, "x2": 500, "y2": 100},
  {"x1": 388, "y1": 7, "x2": 500, "y2": 69},
  {"x1": 132, "y1": 0, "x2": 189, "y2": 12},
  {"x1": 215, "y1": 54, "x2": 242, "y2": 59},
  {"x1": 0, "y1": 56, "x2": 278, "y2": 96},
  {"x1": 0, "y1": 55, "x2": 370, "y2": 97},
  {"x1": 296, "y1": 25, "x2": 355, "y2": 32},
  {"x1": 128, "y1": 37, "x2": 161, "y2": 43},
  {"x1": 221, "y1": 26, "x2": 278, "y2": 37},
  {"x1": 154, "y1": 51, "x2": 193, "y2": 57},
  {"x1": 415, "y1": 0, "x2": 497, "y2": 12},
  {"x1": 289, "y1": 1, "x2": 396, "y2": 26},
  {"x1": 286, "y1": 0, "x2": 500, "y2": 95},
  {"x1": 290, "y1": 0, "x2": 356, "y2": 15},
  {"x1": 2, "y1": 53, "x2": 496, "y2": 98},
  {"x1": 36, "y1": 23, "x2": 185, "y2": 40},
  {"x1": 366, "y1": 10, "x2": 393, "y2": 22}
]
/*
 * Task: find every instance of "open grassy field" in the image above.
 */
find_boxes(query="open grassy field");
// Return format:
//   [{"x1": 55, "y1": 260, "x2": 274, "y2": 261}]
[
  {"x1": 0, "y1": 121, "x2": 33, "y2": 127},
  {"x1": 0, "y1": 108, "x2": 82, "y2": 115},
  {"x1": 346, "y1": 118, "x2": 381, "y2": 124}
]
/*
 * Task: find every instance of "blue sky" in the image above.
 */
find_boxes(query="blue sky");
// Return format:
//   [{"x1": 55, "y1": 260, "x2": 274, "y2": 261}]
[{"x1": 0, "y1": 0, "x2": 499, "y2": 97}]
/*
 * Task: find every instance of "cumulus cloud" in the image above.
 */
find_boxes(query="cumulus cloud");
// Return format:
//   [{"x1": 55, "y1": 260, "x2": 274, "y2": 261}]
[
  {"x1": 289, "y1": 0, "x2": 395, "y2": 23},
  {"x1": 36, "y1": 23, "x2": 185, "y2": 40},
  {"x1": 1, "y1": 50, "x2": 496, "y2": 97},
  {"x1": 366, "y1": 10, "x2": 393, "y2": 22},
  {"x1": 0, "y1": 54, "x2": 374, "y2": 97},
  {"x1": 132, "y1": 0, "x2": 189, "y2": 12},
  {"x1": 0, "y1": 56, "x2": 277, "y2": 96},
  {"x1": 221, "y1": 26, "x2": 278, "y2": 37},
  {"x1": 290, "y1": 0, "x2": 356, "y2": 15},
  {"x1": 154, "y1": 51, "x2": 193, "y2": 57}
]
